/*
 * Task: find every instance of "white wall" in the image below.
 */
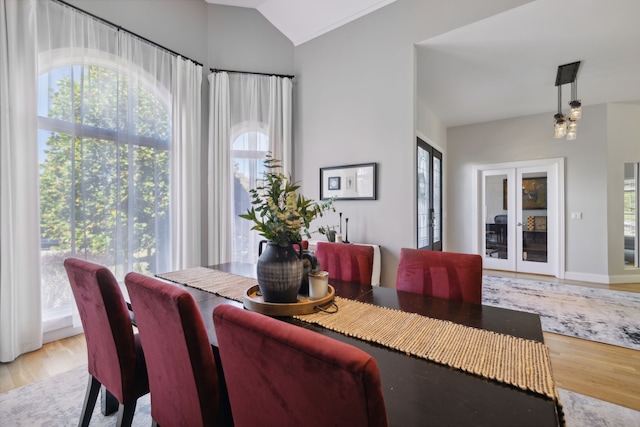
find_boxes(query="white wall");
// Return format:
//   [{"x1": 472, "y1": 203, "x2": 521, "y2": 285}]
[
  {"x1": 207, "y1": 4, "x2": 293, "y2": 74},
  {"x1": 65, "y1": 0, "x2": 209, "y2": 64}
]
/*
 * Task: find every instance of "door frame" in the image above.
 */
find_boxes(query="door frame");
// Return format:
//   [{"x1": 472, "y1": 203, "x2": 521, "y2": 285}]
[{"x1": 471, "y1": 158, "x2": 565, "y2": 278}]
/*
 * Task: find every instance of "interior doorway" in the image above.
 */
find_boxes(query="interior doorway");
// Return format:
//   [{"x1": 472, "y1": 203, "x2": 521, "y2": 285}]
[
  {"x1": 417, "y1": 137, "x2": 442, "y2": 251},
  {"x1": 472, "y1": 158, "x2": 565, "y2": 278}
]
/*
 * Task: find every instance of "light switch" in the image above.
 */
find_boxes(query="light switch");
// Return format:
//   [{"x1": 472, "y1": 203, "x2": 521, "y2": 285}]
[{"x1": 571, "y1": 212, "x2": 583, "y2": 220}]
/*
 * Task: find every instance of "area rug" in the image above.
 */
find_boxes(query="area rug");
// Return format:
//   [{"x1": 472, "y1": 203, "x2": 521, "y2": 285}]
[
  {"x1": 0, "y1": 366, "x2": 151, "y2": 427},
  {"x1": 483, "y1": 275, "x2": 640, "y2": 351},
  {"x1": 1, "y1": 365, "x2": 637, "y2": 427}
]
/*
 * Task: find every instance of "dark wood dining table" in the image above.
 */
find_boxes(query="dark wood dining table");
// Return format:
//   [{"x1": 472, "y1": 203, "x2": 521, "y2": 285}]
[{"x1": 155, "y1": 262, "x2": 562, "y2": 427}]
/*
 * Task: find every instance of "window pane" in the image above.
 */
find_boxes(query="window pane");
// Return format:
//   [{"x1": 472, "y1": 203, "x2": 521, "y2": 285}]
[
  {"x1": 232, "y1": 133, "x2": 268, "y2": 263},
  {"x1": 624, "y1": 163, "x2": 637, "y2": 267},
  {"x1": 417, "y1": 145, "x2": 430, "y2": 248},
  {"x1": 485, "y1": 175, "x2": 508, "y2": 260},
  {"x1": 39, "y1": 64, "x2": 171, "y2": 317},
  {"x1": 39, "y1": 130, "x2": 74, "y2": 313},
  {"x1": 79, "y1": 65, "x2": 119, "y2": 130},
  {"x1": 38, "y1": 66, "x2": 73, "y2": 121},
  {"x1": 433, "y1": 157, "x2": 441, "y2": 243}
]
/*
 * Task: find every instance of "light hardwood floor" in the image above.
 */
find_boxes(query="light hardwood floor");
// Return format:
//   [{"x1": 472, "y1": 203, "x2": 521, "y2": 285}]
[{"x1": 1, "y1": 273, "x2": 639, "y2": 412}]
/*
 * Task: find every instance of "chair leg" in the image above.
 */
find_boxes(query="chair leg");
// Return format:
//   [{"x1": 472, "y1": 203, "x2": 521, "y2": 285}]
[
  {"x1": 115, "y1": 401, "x2": 137, "y2": 427},
  {"x1": 101, "y1": 385, "x2": 119, "y2": 415},
  {"x1": 79, "y1": 375, "x2": 101, "y2": 427}
]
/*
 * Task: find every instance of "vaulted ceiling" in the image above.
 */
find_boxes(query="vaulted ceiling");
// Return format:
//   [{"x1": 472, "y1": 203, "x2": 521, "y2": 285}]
[
  {"x1": 205, "y1": 0, "x2": 640, "y2": 127},
  {"x1": 203, "y1": 0, "x2": 396, "y2": 46}
]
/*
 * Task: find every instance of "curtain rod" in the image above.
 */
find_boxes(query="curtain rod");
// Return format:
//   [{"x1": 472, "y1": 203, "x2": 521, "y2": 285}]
[
  {"x1": 210, "y1": 68, "x2": 294, "y2": 79},
  {"x1": 54, "y1": 0, "x2": 203, "y2": 67}
]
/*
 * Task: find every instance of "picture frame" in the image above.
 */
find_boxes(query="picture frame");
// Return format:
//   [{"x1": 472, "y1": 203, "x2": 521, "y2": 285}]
[
  {"x1": 503, "y1": 177, "x2": 547, "y2": 210},
  {"x1": 328, "y1": 176, "x2": 341, "y2": 190},
  {"x1": 522, "y1": 177, "x2": 547, "y2": 210},
  {"x1": 503, "y1": 179, "x2": 508, "y2": 210},
  {"x1": 320, "y1": 163, "x2": 377, "y2": 200},
  {"x1": 534, "y1": 216, "x2": 547, "y2": 231}
]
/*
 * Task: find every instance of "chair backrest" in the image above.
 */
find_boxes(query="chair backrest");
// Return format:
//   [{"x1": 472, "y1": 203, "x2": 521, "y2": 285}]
[
  {"x1": 395, "y1": 249, "x2": 483, "y2": 304},
  {"x1": 124, "y1": 272, "x2": 219, "y2": 427},
  {"x1": 495, "y1": 214, "x2": 508, "y2": 224},
  {"x1": 63, "y1": 258, "x2": 147, "y2": 403},
  {"x1": 292, "y1": 240, "x2": 309, "y2": 252},
  {"x1": 213, "y1": 304, "x2": 388, "y2": 427},
  {"x1": 315, "y1": 242, "x2": 374, "y2": 285}
]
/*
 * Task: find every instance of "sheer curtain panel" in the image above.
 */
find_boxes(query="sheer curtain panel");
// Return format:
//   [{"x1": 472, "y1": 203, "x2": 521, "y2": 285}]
[
  {"x1": 171, "y1": 57, "x2": 203, "y2": 270},
  {"x1": 207, "y1": 72, "x2": 293, "y2": 265},
  {"x1": 0, "y1": 0, "x2": 43, "y2": 362},
  {"x1": 208, "y1": 72, "x2": 233, "y2": 264}
]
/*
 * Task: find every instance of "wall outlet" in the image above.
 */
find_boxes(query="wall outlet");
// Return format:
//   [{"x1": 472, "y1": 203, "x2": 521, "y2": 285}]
[{"x1": 571, "y1": 212, "x2": 583, "y2": 220}]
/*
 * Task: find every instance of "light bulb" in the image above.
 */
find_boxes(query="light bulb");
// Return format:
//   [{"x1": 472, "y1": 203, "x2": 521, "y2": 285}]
[
  {"x1": 566, "y1": 119, "x2": 577, "y2": 140},
  {"x1": 553, "y1": 114, "x2": 566, "y2": 138},
  {"x1": 569, "y1": 100, "x2": 582, "y2": 120}
]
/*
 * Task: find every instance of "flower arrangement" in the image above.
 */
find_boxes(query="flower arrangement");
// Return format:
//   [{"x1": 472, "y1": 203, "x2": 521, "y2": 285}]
[{"x1": 239, "y1": 155, "x2": 334, "y2": 247}]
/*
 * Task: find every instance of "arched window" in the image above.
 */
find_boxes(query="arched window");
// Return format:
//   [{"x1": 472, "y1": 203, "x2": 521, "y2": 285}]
[
  {"x1": 231, "y1": 126, "x2": 269, "y2": 263},
  {"x1": 38, "y1": 62, "x2": 171, "y2": 318}
]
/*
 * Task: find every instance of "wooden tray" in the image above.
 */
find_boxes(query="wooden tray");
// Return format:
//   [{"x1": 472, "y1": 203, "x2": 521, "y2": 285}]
[{"x1": 243, "y1": 285, "x2": 335, "y2": 316}]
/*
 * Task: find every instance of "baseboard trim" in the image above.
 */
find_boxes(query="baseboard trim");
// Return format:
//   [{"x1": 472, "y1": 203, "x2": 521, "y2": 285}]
[
  {"x1": 564, "y1": 271, "x2": 640, "y2": 284},
  {"x1": 43, "y1": 325, "x2": 83, "y2": 344},
  {"x1": 563, "y1": 271, "x2": 611, "y2": 284},
  {"x1": 607, "y1": 273, "x2": 640, "y2": 284}
]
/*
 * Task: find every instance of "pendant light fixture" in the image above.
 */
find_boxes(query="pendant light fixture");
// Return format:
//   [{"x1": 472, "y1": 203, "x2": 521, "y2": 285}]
[{"x1": 553, "y1": 61, "x2": 582, "y2": 140}]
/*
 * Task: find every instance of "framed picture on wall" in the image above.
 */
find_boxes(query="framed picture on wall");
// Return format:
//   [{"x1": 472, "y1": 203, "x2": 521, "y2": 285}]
[{"x1": 320, "y1": 163, "x2": 377, "y2": 200}]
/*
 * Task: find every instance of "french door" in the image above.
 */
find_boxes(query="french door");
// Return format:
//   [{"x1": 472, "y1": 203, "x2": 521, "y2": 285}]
[
  {"x1": 473, "y1": 159, "x2": 564, "y2": 277},
  {"x1": 417, "y1": 137, "x2": 442, "y2": 251}
]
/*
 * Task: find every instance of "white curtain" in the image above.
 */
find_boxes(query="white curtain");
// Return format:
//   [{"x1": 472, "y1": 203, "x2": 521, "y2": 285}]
[
  {"x1": 1, "y1": 0, "x2": 202, "y2": 361},
  {"x1": 207, "y1": 72, "x2": 293, "y2": 265},
  {"x1": 208, "y1": 72, "x2": 233, "y2": 264},
  {"x1": 0, "y1": 0, "x2": 43, "y2": 362},
  {"x1": 171, "y1": 57, "x2": 203, "y2": 270},
  {"x1": 269, "y1": 76, "x2": 293, "y2": 173}
]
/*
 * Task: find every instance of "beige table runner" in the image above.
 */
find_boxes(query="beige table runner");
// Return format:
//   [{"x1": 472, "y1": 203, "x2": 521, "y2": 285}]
[{"x1": 157, "y1": 267, "x2": 561, "y2": 405}]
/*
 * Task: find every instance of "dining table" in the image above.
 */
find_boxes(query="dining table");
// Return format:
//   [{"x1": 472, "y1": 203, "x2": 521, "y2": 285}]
[{"x1": 151, "y1": 262, "x2": 563, "y2": 427}]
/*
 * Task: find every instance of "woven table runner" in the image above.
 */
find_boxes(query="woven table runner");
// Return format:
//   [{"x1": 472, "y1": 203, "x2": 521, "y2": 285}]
[{"x1": 157, "y1": 267, "x2": 561, "y2": 403}]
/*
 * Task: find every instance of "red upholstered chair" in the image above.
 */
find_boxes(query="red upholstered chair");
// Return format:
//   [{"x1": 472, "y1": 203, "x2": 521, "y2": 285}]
[
  {"x1": 124, "y1": 272, "x2": 221, "y2": 427},
  {"x1": 315, "y1": 241, "x2": 374, "y2": 285},
  {"x1": 213, "y1": 304, "x2": 389, "y2": 427},
  {"x1": 63, "y1": 258, "x2": 149, "y2": 427},
  {"x1": 292, "y1": 240, "x2": 309, "y2": 252},
  {"x1": 395, "y1": 249, "x2": 483, "y2": 304}
]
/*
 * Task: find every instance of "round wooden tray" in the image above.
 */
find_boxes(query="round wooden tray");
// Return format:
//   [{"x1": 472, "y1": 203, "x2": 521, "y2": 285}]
[{"x1": 243, "y1": 284, "x2": 335, "y2": 316}]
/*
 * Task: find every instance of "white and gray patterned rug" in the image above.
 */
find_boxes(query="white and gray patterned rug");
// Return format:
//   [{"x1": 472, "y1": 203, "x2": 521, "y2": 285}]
[
  {"x1": 483, "y1": 275, "x2": 640, "y2": 350},
  {"x1": 0, "y1": 366, "x2": 151, "y2": 426},
  {"x1": 1, "y1": 365, "x2": 638, "y2": 427}
]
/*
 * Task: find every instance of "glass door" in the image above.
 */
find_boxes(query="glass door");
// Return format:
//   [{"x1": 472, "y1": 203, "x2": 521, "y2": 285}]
[
  {"x1": 482, "y1": 169, "x2": 515, "y2": 271},
  {"x1": 479, "y1": 160, "x2": 562, "y2": 276},
  {"x1": 417, "y1": 137, "x2": 442, "y2": 251},
  {"x1": 516, "y1": 167, "x2": 556, "y2": 275}
]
